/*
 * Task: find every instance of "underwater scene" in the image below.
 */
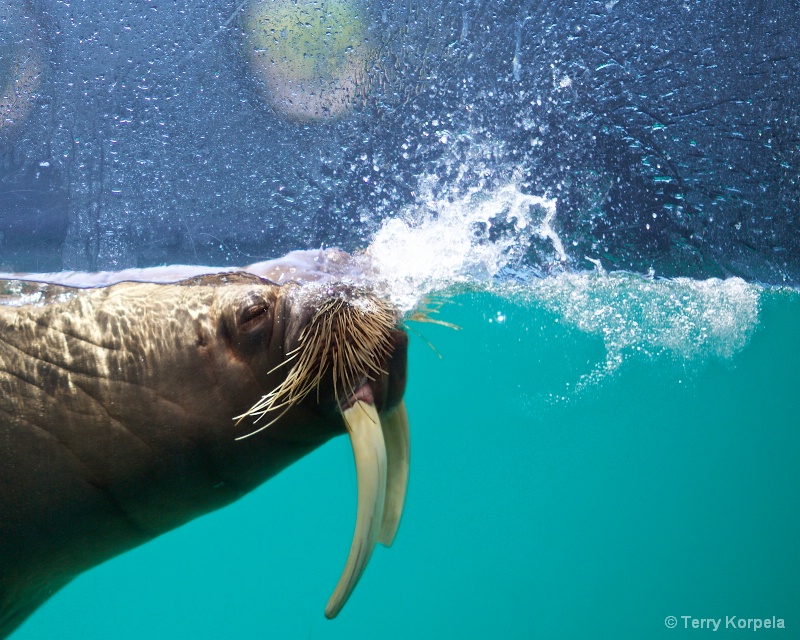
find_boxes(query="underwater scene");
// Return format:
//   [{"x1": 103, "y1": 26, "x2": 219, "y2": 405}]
[{"x1": 1, "y1": 0, "x2": 798, "y2": 638}]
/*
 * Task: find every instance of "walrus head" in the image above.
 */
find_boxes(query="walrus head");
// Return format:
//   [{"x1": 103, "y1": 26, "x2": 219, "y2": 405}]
[
  {"x1": 221, "y1": 278, "x2": 410, "y2": 618},
  {"x1": 0, "y1": 255, "x2": 409, "y2": 635}
]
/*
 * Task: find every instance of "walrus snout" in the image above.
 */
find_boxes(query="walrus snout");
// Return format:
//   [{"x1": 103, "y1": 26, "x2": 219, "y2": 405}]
[
  {"x1": 226, "y1": 279, "x2": 411, "y2": 619},
  {"x1": 225, "y1": 277, "x2": 408, "y2": 441}
]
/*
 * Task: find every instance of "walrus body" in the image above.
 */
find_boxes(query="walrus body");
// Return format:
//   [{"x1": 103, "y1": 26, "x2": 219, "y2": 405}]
[{"x1": 0, "y1": 251, "x2": 409, "y2": 637}]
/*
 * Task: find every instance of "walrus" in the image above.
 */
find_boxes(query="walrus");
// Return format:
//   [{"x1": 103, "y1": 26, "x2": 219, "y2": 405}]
[{"x1": 0, "y1": 249, "x2": 409, "y2": 638}]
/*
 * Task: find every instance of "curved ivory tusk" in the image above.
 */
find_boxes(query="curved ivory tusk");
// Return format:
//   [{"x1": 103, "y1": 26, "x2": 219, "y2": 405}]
[
  {"x1": 378, "y1": 401, "x2": 409, "y2": 547},
  {"x1": 325, "y1": 401, "x2": 387, "y2": 619}
]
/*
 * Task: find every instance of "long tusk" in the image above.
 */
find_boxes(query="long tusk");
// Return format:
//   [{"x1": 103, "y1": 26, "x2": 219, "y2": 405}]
[
  {"x1": 325, "y1": 400, "x2": 387, "y2": 619},
  {"x1": 378, "y1": 401, "x2": 409, "y2": 547}
]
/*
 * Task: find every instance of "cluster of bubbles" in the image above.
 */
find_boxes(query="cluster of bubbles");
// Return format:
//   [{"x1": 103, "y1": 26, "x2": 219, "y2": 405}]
[
  {"x1": 524, "y1": 272, "x2": 761, "y2": 386},
  {"x1": 361, "y1": 171, "x2": 763, "y2": 380},
  {"x1": 365, "y1": 180, "x2": 561, "y2": 312}
]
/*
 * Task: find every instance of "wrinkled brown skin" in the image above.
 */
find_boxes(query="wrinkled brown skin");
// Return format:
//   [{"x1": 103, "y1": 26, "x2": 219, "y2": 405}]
[{"x1": 0, "y1": 273, "x2": 407, "y2": 638}]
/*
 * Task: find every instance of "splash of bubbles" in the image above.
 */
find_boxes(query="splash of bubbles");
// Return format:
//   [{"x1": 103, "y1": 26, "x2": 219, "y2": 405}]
[
  {"x1": 518, "y1": 271, "x2": 762, "y2": 385},
  {"x1": 365, "y1": 181, "x2": 563, "y2": 311},
  {"x1": 361, "y1": 173, "x2": 762, "y2": 378}
]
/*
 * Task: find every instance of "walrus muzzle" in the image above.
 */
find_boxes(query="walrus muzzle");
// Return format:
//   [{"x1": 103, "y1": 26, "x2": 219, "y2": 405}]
[
  {"x1": 233, "y1": 281, "x2": 411, "y2": 619},
  {"x1": 0, "y1": 251, "x2": 409, "y2": 636}
]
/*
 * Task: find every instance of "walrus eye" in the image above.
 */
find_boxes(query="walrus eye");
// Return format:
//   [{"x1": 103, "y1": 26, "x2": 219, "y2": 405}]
[{"x1": 238, "y1": 302, "x2": 271, "y2": 332}]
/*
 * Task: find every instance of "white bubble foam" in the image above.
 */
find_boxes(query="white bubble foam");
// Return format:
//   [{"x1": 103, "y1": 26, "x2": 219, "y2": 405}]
[
  {"x1": 361, "y1": 170, "x2": 762, "y2": 378},
  {"x1": 516, "y1": 271, "x2": 762, "y2": 385},
  {"x1": 365, "y1": 181, "x2": 562, "y2": 311}
]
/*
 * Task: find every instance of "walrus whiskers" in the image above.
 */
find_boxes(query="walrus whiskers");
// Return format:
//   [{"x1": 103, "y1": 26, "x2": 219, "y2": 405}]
[
  {"x1": 231, "y1": 286, "x2": 407, "y2": 619},
  {"x1": 234, "y1": 289, "x2": 397, "y2": 440}
]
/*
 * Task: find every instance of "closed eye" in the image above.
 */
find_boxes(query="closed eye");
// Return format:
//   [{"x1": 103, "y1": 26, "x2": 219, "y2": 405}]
[{"x1": 239, "y1": 303, "x2": 270, "y2": 331}]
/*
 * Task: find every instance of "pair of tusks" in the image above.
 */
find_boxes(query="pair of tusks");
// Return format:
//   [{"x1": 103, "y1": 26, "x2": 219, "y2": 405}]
[{"x1": 324, "y1": 400, "x2": 410, "y2": 619}]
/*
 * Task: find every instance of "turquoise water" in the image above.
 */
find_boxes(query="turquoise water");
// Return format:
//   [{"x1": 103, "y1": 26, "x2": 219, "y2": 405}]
[{"x1": 13, "y1": 277, "x2": 800, "y2": 639}]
